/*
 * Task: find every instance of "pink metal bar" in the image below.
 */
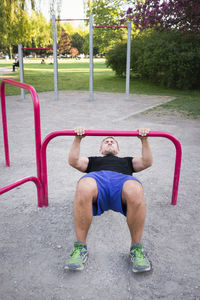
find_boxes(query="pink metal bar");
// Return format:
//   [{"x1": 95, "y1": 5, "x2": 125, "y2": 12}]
[
  {"x1": 0, "y1": 176, "x2": 43, "y2": 207},
  {"x1": 0, "y1": 79, "x2": 42, "y2": 182},
  {"x1": 40, "y1": 130, "x2": 182, "y2": 207},
  {"x1": 22, "y1": 48, "x2": 53, "y2": 50},
  {"x1": 94, "y1": 25, "x2": 127, "y2": 28}
]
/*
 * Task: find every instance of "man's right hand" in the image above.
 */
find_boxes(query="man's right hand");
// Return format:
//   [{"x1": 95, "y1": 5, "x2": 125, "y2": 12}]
[
  {"x1": 69, "y1": 127, "x2": 89, "y2": 172},
  {"x1": 74, "y1": 127, "x2": 86, "y2": 139}
]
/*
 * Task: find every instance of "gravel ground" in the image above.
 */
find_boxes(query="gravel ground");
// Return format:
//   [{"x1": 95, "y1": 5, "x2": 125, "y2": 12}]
[{"x1": 0, "y1": 90, "x2": 200, "y2": 300}]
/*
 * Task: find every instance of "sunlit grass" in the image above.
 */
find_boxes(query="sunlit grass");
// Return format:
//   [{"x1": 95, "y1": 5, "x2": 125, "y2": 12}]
[{"x1": 0, "y1": 58, "x2": 199, "y2": 118}]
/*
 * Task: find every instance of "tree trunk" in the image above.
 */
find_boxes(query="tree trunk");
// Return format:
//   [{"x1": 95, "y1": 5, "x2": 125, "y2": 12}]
[{"x1": 9, "y1": 46, "x2": 13, "y2": 60}]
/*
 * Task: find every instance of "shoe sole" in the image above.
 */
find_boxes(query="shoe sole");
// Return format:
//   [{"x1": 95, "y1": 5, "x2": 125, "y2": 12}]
[
  {"x1": 64, "y1": 254, "x2": 88, "y2": 271},
  {"x1": 132, "y1": 265, "x2": 151, "y2": 273},
  {"x1": 130, "y1": 253, "x2": 151, "y2": 273}
]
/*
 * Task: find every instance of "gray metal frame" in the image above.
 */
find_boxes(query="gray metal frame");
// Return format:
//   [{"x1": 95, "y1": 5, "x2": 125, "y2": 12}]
[
  {"x1": 89, "y1": 14, "x2": 94, "y2": 101},
  {"x1": 126, "y1": 22, "x2": 131, "y2": 100},
  {"x1": 18, "y1": 44, "x2": 25, "y2": 99},
  {"x1": 52, "y1": 15, "x2": 131, "y2": 101},
  {"x1": 52, "y1": 15, "x2": 59, "y2": 100}
]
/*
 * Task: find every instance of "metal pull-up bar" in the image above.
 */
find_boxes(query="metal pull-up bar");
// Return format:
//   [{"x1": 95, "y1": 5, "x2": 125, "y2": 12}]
[
  {"x1": 94, "y1": 25, "x2": 127, "y2": 28},
  {"x1": 22, "y1": 47, "x2": 53, "y2": 50},
  {"x1": 56, "y1": 18, "x2": 89, "y2": 21},
  {"x1": 18, "y1": 45, "x2": 53, "y2": 99},
  {"x1": 52, "y1": 14, "x2": 131, "y2": 101},
  {"x1": 40, "y1": 130, "x2": 182, "y2": 207}
]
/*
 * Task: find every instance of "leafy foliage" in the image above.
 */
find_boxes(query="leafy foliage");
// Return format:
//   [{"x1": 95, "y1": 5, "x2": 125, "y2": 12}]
[
  {"x1": 106, "y1": 30, "x2": 200, "y2": 89},
  {"x1": 58, "y1": 28, "x2": 71, "y2": 55},
  {"x1": 71, "y1": 33, "x2": 85, "y2": 54},
  {"x1": 86, "y1": 0, "x2": 128, "y2": 53},
  {"x1": 122, "y1": 0, "x2": 200, "y2": 34}
]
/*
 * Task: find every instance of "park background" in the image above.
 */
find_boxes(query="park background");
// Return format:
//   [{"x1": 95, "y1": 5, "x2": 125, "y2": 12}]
[
  {"x1": 0, "y1": 0, "x2": 200, "y2": 117},
  {"x1": 0, "y1": 1, "x2": 200, "y2": 300}
]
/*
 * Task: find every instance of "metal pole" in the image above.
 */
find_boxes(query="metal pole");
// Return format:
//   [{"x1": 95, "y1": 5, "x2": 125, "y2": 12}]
[
  {"x1": 52, "y1": 15, "x2": 58, "y2": 100},
  {"x1": 89, "y1": 14, "x2": 94, "y2": 101},
  {"x1": 18, "y1": 44, "x2": 25, "y2": 99},
  {"x1": 126, "y1": 22, "x2": 131, "y2": 100}
]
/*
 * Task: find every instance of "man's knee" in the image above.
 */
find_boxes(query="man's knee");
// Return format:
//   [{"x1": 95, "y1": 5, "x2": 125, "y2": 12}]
[
  {"x1": 122, "y1": 180, "x2": 144, "y2": 207},
  {"x1": 76, "y1": 177, "x2": 98, "y2": 200}
]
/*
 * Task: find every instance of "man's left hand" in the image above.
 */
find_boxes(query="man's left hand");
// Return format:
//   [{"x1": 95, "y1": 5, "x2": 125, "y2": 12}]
[{"x1": 137, "y1": 128, "x2": 150, "y2": 139}]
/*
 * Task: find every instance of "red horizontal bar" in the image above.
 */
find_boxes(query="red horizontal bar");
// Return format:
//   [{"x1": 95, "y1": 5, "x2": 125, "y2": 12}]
[
  {"x1": 56, "y1": 19, "x2": 89, "y2": 21},
  {"x1": 22, "y1": 48, "x2": 53, "y2": 50},
  {"x1": 94, "y1": 25, "x2": 127, "y2": 28},
  {"x1": 41, "y1": 130, "x2": 182, "y2": 207}
]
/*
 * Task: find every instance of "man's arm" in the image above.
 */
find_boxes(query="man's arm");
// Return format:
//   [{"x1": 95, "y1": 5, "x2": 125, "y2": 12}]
[
  {"x1": 132, "y1": 128, "x2": 153, "y2": 172},
  {"x1": 68, "y1": 127, "x2": 89, "y2": 172}
]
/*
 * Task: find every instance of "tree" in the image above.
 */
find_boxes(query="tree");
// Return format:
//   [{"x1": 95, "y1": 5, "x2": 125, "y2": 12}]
[
  {"x1": 0, "y1": 0, "x2": 38, "y2": 57},
  {"x1": 71, "y1": 33, "x2": 85, "y2": 53},
  {"x1": 29, "y1": 12, "x2": 52, "y2": 48},
  {"x1": 86, "y1": 0, "x2": 128, "y2": 53},
  {"x1": 58, "y1": 28, "x2": 71, "y2": 55},
  {"x1": 122, "y1": 0, "x2": 200, "y2": 34}
]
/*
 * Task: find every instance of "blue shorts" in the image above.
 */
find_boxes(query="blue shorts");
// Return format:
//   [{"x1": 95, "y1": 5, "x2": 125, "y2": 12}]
[{"x1": 80, "y1": 170, "x2": 141, "y2": 217}]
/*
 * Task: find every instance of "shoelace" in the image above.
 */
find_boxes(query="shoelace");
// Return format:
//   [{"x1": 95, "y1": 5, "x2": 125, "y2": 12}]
[
  {"x1": 71, "y1": 246, "x2": 83, "y2": 258},
  {"x1": 133, "y1": 248, "x2": 145, "y2": 260}
]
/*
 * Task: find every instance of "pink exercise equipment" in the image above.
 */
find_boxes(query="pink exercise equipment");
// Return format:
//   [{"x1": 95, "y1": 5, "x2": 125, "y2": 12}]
[
  {"x1": 0, "y1": 79, "x2": 182, "y2": 208},
  {"x1": 0, "y1": 78, "x2": 43, "y2": 207}
]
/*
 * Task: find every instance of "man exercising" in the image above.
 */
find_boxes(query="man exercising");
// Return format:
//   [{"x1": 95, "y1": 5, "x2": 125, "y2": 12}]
[{"x1": 65, "y1": 127, "x2": 153, "y2": 273}]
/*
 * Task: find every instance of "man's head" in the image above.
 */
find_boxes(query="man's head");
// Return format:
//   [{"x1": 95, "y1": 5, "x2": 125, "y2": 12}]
[{"x1": 100, "y1": 136, "x2": 119, "y2": 156}]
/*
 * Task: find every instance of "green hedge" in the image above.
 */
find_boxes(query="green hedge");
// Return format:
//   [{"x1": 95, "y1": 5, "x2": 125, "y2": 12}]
[{"x1": 106, "y1": 30, "x2": 200, "y2": 89}]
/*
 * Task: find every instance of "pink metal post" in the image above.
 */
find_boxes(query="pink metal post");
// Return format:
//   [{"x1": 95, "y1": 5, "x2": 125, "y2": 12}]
[
  {"x1": 0, "y1": 79, "x2": 43, "y2": 207},
  {"x1": 0, "y1": 78, "x2": 42, "y2": 181},
  {"x1": 40, "y1": 130, "x2": 182, "y2": 207},
  {"x1": 0, "y1": 177, "x2": 43, "y2": 207}
]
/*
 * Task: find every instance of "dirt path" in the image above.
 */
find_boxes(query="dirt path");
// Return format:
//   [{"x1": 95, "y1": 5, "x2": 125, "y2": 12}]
[{"x1": 0, "y1": 91, "x2": 200, "y2": 300}]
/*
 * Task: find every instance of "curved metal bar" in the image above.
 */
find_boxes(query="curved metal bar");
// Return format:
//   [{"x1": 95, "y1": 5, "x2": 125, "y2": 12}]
[
  {"x1": 40, "y1": 130, "x2": 182, "y2": 207},
  {"x1": 0, "y1": 78, "x2": 42, "y2": 182},
  {"x1": 0, "y1": 176, "x2": 43, "y2": 207}
]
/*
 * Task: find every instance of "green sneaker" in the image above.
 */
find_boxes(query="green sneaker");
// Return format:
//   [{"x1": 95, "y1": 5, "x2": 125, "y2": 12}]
[
  {"x1": 130, "y1": 243, "x2": 151, "y2": 273},
  {"x1": 65, "y1": 242, "x2": 88, "y2": 271}
]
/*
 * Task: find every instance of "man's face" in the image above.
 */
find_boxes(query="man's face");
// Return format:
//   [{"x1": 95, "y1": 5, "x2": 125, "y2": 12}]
[{"x1": 100, "y1": 137, "x2": 119, "y2": 156}]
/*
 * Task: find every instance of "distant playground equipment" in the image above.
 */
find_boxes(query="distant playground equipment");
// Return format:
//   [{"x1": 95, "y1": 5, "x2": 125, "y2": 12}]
[
  {"x1": 18, "y1": 15, "x2": 131, "y2": 101},
  {"x1": 0, "y1": 79, "x2": 182, "y2": 207},
  {"x1": 52, "y1": 15, "x2": 131, "y2": 101},
  {"x1": 18, "y1": 45, "x2": 53, "y2": 99}
]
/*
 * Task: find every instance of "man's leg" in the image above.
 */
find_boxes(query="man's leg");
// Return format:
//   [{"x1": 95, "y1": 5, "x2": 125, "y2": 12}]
[
  {"x1": 73, "y1": 177, "x2": 98, "y2": 244},
  {"x1": 122, "y1": 180, "x2": 151, "y2": 272},
  {"x1": 122, "y1": 180, "x2": 146, "y2": 246},
  {"x1": 65, "y1": 177, "x2": 98, "y2": 271}
]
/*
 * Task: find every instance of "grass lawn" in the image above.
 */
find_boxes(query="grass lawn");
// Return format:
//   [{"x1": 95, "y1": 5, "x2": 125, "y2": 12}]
[{"x1": 0, "y1": 58, "x2": 199, "y2": 118}]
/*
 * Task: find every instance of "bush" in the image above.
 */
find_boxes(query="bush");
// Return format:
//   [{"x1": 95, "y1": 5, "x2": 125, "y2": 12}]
[
  {"x1": 105, "y1": 43, "x2": 127, "y2": 76},
  {"x1": 106, "y1": 30, "x2": 200, "y2": 89}
]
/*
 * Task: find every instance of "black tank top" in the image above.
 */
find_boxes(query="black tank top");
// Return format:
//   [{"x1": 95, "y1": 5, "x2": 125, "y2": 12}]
[{"x1": 86, "y1": 155, "x2": 135, "y2": 175}]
